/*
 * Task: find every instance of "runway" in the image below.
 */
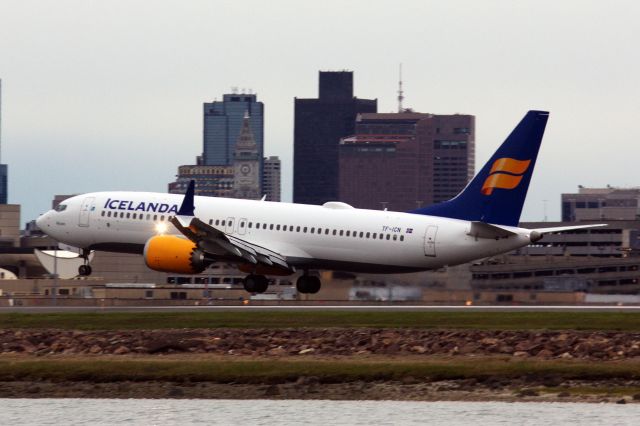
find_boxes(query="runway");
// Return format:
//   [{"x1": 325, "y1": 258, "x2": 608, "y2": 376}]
[{"x1": 2, "y1": 305, "x2": 640, "y2": 313}]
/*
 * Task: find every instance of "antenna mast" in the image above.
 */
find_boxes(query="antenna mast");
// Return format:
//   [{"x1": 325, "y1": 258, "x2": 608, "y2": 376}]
[{"x1": 397, "y1": 64, "x2": 404, "y2": 113}]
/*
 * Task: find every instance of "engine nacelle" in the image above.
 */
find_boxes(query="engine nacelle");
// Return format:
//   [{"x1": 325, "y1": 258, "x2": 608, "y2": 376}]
[{"x1": 143, "y1": 235, "x2": 207, "y2": 274}]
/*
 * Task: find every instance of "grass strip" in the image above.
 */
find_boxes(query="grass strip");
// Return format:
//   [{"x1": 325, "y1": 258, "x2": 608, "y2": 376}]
[
  {"x1": 2, "y1": 311, "x2": 640, "y2": 331},
  {"x1": 1, "y1": 357, "x2": 639, "y2": 384}
]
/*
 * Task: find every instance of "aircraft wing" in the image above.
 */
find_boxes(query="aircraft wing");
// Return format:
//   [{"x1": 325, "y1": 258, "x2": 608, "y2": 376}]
[
  {"x1": 168, "y1": 181, "x2": 292, "y2": 271},
  {"x1": 172, "y1": 216, "x2": 291, "y2": 271}
]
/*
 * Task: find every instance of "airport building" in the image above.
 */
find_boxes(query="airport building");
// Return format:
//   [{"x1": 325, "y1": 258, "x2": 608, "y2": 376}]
[
  {"x1": 562, "y1": 186, "x2": 640, "y2": 221},
  {"x1": 293, "y1": 71, "x2": 377, "y2": 205},
  {"x1": 203, "y1": 92, "x2": 264, "y2": 168},
  {"x1": 469, "y1": 220, "x2": 640, "y2": 295},
  {"x1": 338, "y1": 113, "x2": 475, "y2": 211}
]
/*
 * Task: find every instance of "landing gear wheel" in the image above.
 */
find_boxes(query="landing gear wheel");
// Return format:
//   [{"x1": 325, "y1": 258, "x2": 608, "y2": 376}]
[
  {"x1": 243, "y1": 274, "x2": 269, "y2": 293},
  {"x1": 296, "y1": 275, "x2": 321, "y2": 294},
  {"x1": 78, "y1": 264, "x2": 92, "y2": 276}
]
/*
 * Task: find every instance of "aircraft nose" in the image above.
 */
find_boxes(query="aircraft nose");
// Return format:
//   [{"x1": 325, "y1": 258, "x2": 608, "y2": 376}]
[{"x1": 36, "y1": 211, "x2": 51, "y2": 230}]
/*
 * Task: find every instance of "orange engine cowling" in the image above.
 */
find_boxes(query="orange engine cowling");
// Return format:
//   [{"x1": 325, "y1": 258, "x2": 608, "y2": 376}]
[{"x1": 143, "y1": 235, "x2": 207, "y2": 274}]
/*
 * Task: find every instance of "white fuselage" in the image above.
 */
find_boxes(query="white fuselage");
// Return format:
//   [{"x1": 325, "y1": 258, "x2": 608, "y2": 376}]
[{"x1": 36, "y1": 192, "x2": 535, "y2": 274}]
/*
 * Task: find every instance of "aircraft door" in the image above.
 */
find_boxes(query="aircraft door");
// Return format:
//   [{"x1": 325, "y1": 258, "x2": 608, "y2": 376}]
[
  {"x1": 78, "y1": 197, "x2": 96, "y2": 227},
  {"x1": 424, "y1": 225, "x2": 438, "y2": 257},
  {"x1": 238, "y1": 218, "x2": 248, "y2": 235},
  {"x1": 225, "y1": 217, "x2": 235, "y2": 234}
]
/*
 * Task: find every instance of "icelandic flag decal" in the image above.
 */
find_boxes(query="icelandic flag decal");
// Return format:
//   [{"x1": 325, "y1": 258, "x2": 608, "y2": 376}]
[{"x1": 406, "y1": 228, "x2": 413, "y2": 234}]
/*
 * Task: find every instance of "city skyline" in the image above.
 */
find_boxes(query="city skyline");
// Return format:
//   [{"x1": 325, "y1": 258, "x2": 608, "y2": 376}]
[{"x1": 1, "y1": 1, "x2": 639, "y2": 223}]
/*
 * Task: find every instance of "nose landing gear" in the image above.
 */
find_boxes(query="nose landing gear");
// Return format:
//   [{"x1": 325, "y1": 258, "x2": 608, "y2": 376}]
[{"x1": 78, "y1": 249, "x2": 92, "y2": 276}]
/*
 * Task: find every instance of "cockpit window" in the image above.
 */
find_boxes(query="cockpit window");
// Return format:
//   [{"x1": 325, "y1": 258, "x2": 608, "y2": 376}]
[{"x1": 55, "y1": 204, "x2": 68, "y2": 212}]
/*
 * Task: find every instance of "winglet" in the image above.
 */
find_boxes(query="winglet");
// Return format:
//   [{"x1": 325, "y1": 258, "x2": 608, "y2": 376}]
[{"x1": 177, "y1": 180, "x2": 196, "y2": 216}]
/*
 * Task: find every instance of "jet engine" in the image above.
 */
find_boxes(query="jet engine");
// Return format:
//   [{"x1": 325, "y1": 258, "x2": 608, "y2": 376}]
[{"x1": 143, "y1": 235, "x2": 207, "y2": 274}]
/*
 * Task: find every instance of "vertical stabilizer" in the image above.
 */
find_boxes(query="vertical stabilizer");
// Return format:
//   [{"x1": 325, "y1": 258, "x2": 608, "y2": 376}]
[{"x1": 411, "y1": 110, "x2": 549, "y2": 226}]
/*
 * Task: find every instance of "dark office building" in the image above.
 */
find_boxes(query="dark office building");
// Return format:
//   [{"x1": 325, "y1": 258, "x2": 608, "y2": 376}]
[
  {"x1": 339, "y1": 113, "x2": 475, "y2": 211},
  {"x1": 293, "y1": 71, "x2": 377, "y2": 205}
]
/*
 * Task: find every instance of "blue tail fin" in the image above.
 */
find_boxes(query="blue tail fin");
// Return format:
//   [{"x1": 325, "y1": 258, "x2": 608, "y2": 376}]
[{"x1": 411, "y1": 110, "x2": 549, "y2": 226}]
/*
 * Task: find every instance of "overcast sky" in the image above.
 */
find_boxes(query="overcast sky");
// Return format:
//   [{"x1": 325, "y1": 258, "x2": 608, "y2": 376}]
[{"x1": 1, "y1": 0, "x2": 639, "y2": 224}]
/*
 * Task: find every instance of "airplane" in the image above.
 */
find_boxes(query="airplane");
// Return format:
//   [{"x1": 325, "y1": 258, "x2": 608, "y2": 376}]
[{"x1": 35, "y1": 110, "x2": 604, "y2": 294}]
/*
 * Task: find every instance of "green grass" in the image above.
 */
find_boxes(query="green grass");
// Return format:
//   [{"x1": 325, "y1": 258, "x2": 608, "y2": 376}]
[
  {"x1": 1, "y1": 311, "x2": 640, "y2": 331},
  {"x1": 1, "y1": 357, "x2": 639, "y2": 384}
]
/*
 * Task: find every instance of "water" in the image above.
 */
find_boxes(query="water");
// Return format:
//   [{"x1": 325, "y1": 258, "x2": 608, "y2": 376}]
[{"x1": 1, "y1": 399, "x2": 640, "y2": 425}]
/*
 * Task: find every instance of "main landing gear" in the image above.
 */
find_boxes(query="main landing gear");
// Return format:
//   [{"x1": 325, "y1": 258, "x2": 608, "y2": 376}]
[
  {"x1": 296, "y1": 274, "x2": 321, "y2": 294},
  {"x1": 78, "y1": 249, "x2": 92, "y2": 277},
  {"x1": 243, "y1": 274, "x2": 269, "y2": 293}
]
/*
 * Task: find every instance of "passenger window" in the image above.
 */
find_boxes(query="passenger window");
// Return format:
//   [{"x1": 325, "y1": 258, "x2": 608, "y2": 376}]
[
  {"x1": 140, "y1": 215, "x2": 144, "y2": 220},
  {"x1": 270, "y1": 224, "x2": 274, "y2": 230},
  {"x1": 215, "y1": 219, "x2": 220, "y2": 226},
  {"x1": 209, "y1": 219, "x2": 213, "y2": 225},
  {"x1": 400, "y1": 235, "x2": 405, "y2": 241},
  {"x1": 290, "y1": 226, "x2": 294, "y2": 231},
  {"x1": 101, "y1": 211, "x2": 105, "y2": 217},
  {"x1": 229, "y1": 221, "x2": 233, "y2": 227},
  {"x1": 311, "y1": 227, "x2": 315, "y2": 233},
  {"x1": 353, "y1": 232, "x2": 357, "y2": 238},
  {"x1": 160, "y1": 215, "x2": 165, "y2": 221},
  {"x1": 386, "y1": 234, "x2": 390, "y2": 240},
  {"x1": 125, "y1": 213, "x2": 130, "y2": 219},
  {"x1": 248, "y1": 222, "x2": 252, "y2": 228},
  {"x1": 303, "y1": 227, "x2": 307, "y2": 233},
  {"x1": 276, "y1": 225, "x2": 280, "y2": 230},
  {"x1": 379, "y1": 233, "x2": 384, "y2": 239},
  {"x1": 297, "y1": 226, "x2": 301, "y2": 232},
  {"x1": 263, "y1": 223, "x2": 267, "y2": 229},
  {"x1": 120, "y1": 212, "x2": 124, "y2": 218},
  {"x1": 332, "y1": 230, "x2": 337, "y2": 235},
  {"x1": 221, "y1": 220, "x2": 226, "y2": 226},
  {"x1": 346, "y1": 231, "x2": 350, "y2": 237},
  {"x1": 366, "y1": 232, "x2": 370, "y2": 238},
  {"x1": 133, "y1": 213, "x2": 137, "y2": 219},
  {"x1": 153, "y1": 215, "x2": 158, "y2": 221},
  {"x1": 339, "y1": 230, "x2": 344, "y2": 236},
  {"x1": 107, "y1": 211, "x2": 111, "y2": 217},
  {"x1": 393, "y1": 235, "x2": 397, "y2": 241},
  {"x1": 317, "y1": 228, "x2": 322, "y2": 234},
  {"x1": 359, "y1": 232, "x2": 364, "y2": 238},
  {"x1": 325, "y1": 229, "x2": 329, "y2": 235}
]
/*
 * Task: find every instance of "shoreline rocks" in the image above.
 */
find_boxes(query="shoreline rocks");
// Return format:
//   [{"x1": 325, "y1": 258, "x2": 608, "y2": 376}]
[{"x1": 0, "y1": 328, "x2": 639, "y2": 360}]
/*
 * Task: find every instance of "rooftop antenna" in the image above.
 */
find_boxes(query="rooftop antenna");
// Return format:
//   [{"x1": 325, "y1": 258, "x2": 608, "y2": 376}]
[{"x1": 397, "y1": 63, "x2": 404, "y2": 113}]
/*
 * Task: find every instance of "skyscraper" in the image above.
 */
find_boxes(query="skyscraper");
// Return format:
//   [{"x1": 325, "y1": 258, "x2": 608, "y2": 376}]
[
  {"x1": 339, "y1": 112, "x2": 475, "y2": 211},
  {"x1": 0, "y1": 79, "x2": 7, "y2": 204},
  {"x1": 262, "y1": 156, "x2": 281, "y2": 202},
  {"x1": 203, "y1": 93, "x2": 264, "y2": 167},
  {"x1": 232, "y1": 112, "x2": 261, "y2": 200},
  {"x1": 293, "y1": 71, "x2": 377, "y2": 205}
]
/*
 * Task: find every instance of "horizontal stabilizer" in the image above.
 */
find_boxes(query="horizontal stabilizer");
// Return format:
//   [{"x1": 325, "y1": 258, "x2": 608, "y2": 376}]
[
  {"x1": 467, "y1": 221, "x2": 518, "y2": 239},
  {"x1": 528, "y1": 223, "x2": 607, "y2": 242}
]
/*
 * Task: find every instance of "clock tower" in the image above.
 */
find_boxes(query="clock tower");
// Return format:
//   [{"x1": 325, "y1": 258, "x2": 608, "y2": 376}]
[{"x1": 232, "y1": 111, "x2": 261, "y2": 199}]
